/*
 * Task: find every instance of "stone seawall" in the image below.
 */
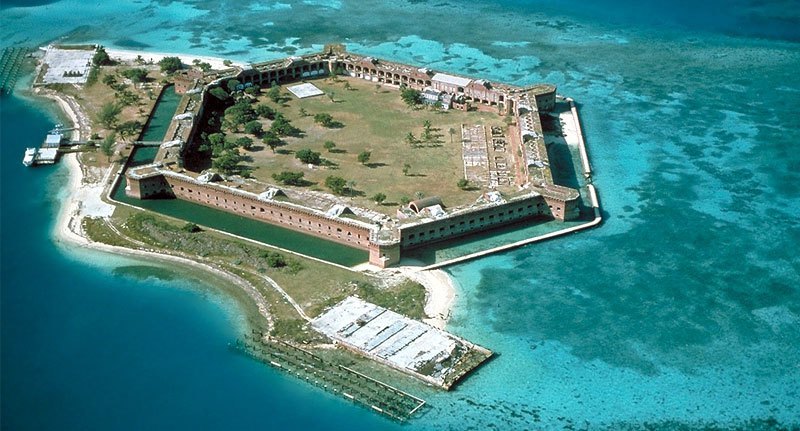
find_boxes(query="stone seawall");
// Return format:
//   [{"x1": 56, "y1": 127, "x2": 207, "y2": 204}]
[{"x1": 399, "y1": 195, "x2": 550, "y2": 250}]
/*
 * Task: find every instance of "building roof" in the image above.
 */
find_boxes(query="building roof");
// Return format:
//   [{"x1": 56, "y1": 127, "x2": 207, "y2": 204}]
[
  {"x1": 44, "y1": 134, "x2": 62, "y2": 146},
  {"x1": 431, "y1": 73, "x2": 472, "y2": 87},
  {"x1": 409, "y1": 196, "x2": 444, "y2": 213}
]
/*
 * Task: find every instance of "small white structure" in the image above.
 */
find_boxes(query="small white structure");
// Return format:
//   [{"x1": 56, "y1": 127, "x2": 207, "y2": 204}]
[
  {"x1": 44, "y1": 134, "x2": 62, "y2": 148},
  {"x1": 173, "y1": 112, "x2": 193, "y2": 120},
  {"x1": 286, "y1": 82, "x2": 324, "y2": 99}
]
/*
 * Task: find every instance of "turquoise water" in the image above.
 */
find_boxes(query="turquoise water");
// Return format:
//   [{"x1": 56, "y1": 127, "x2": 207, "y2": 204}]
[{"x1": 2, "y1": 1, "x2": 799, "y2": 429}]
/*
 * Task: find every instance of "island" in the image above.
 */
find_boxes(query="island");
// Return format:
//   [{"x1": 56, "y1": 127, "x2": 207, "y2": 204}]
[{"x1": 15, "y1": 42, "x2": 600, "y2": 421}]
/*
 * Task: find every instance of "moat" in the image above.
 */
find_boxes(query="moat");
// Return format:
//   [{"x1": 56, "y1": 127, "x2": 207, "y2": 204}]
[
  {"x1": 121, "y1": 44, "x2": 599, "y2": 269},
  {"x1": 25, "y1": 42, "x2": 600, "y2": 420}
]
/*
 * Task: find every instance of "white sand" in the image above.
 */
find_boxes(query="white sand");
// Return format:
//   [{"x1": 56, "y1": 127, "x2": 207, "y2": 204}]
[
  {"x1": 53, "y1": 153, "x2": 274, "y2": 330},
  {"x1": 395, "y1": 267, "x2": 456, "y2": 329},
  {"x1": 48, "y1": 91, "x2": 273, "y2": 328},
  {"x1": 105, "y1": 48, "x2": 247, "y2": 70}
]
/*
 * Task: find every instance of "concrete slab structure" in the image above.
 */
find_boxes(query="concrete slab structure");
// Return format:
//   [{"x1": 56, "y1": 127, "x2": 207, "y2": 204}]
[
  {"x1": 287, "y1": 82, "x2": 324, "y2": 98},
  {"x1": 312, "y1": 296, "x2": 491, "y2": 389},
  {"x1": 41, "y1": 47, "x2": 95, "y2": 85}
]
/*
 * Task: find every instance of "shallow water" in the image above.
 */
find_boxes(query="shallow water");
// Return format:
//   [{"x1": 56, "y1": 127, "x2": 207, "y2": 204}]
[{"x1": 2, "y1": 1, "x2": 799, "y2": 429}]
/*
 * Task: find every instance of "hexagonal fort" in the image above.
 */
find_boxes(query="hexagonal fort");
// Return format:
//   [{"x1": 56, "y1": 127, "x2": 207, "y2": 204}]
[{"x1": 125, "y1": 44, "x2": 581, "y2": 268}]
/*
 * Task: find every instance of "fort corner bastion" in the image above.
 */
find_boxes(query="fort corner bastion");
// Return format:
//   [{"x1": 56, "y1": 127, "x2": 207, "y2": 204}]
[{"x1": 125, "y1": 44, "x2": 582, "y2": 268}]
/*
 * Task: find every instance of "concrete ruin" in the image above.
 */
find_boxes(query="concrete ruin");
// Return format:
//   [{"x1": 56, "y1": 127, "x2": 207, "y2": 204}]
[{"x1": 312, "y1": 296, "x2": 492, "y2": 389}]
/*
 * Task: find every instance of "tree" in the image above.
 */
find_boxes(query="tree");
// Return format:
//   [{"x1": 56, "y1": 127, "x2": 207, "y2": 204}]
[
  {"x1": 405, "y1": 132, "x2": 418, "y2": 147},
  {"x1": 264, "y1": 251, "x2": 287, "y2": 268},
  {"x1": 298, "y1": 107, "x2": 308, "y2": 117},
  {"x1": 158, "y1": 56, "x2": 182, "y2": 74},
  {"x1": 235, "y1": 136, "x2": 254, "y2": 150},
  {"x1": 255, "y1": 103, "x2": 276, "y2": 119},
  {"x1": 195, "y1": 61, "x2": 212, "y2": 72},
  {"x1": 372, "y1": 193, "x2": 387, "y2": 205},
  {"x1": 323, "y1": 141, "x2": 336, "y2": 152},
  {"x1": 270, "y1": 116, "x2": 300, "y2": 137},
  {"x1": 262, "y1": 131, "x2": 282, "y2": 152},
  {"x1": 209, "y1": 87, "x2": 229, "y2": 101},
  {"x1": 92, "y1": 47, "x2": 112, "y2": 66},
  {"x1": 422, "y1": 119, "x2": 433, "y2": 141},
  {"x1": 400, "y1": 196, "x2": 411, "y2": 205},
  {"x1": 357, "y1": 150, "x2": 371, "y2": 165},
  {"x1": 244, "y1": 120, "x2": 263, "y2": 136},
  {"x1": 100, "y1": 132, "x2": 116, "y2": 162},
  {"x1": 223, "y1": 59, "x2": 233, "y2": 67},
  {"x1": 182, "y1": 223, "x2": 202, "y2": 233},
  {"x1": 457, "y1": 178, "x2": 470, "y2": 190},
  {"x1": 121, "y1": 68, "x2": 148, "y2": 84},
  {"x1": 267, "y1": 86, "x2": 281, "y2": 103},
  {"x1": 102, "y1": 74, "x2": 118, "y2": 87},
  {"x1": 212, "y1": 149, "x2": 243, "y2": 175},
  {"x1": 402, "y1": 163, "x2": 411, "y2": 176},
  {"x1": 314, "y1": 113, "x2": 334, "y2": 127},
  {"x1": 325, "y1": 176, "x2": 347, "y2": 195},
  {"x1": 343, "y1": 82, "x2": 351, "y2": 91},
  {"x1": 414, "y1": 191, "x2": 425, "y2": 200},
  {"x1": 226, "y1": 79, "x2": 241, "y2": 93},
  {"x1": 449, "y1": 127, "x2": 456, "y2": 144},
  {"x1": 115, "y1": 89, "x2": 141, "y2": 107},
  {"x1": 272, "y1": 171, "x2": 305, "y2": 186},
  {"x1": 116, "y1": 120, "x2": 142, "y2": 142},
  {"x1": 400, "y1": 88, "x2": 421, "y2": 107},
  {"x1": 97, "y1": 102, "x2": 122, "y2": 128},
  {"x1": 295, "y1": 148, "x2": 321, "y2": 165}
]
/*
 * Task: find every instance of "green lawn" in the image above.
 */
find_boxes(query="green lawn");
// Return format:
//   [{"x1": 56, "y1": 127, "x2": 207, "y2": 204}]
[{"x1": 239, "y1": 77, "x2": 505, "y2": 213}]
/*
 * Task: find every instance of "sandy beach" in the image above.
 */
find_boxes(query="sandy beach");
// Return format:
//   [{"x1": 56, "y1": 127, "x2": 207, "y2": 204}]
[
  {"x1": 45, "y1": 67, "x2": 458, "y2": 335},
  {"x1": 105, "y1": 48, "x2": 248, "y2": 71}
]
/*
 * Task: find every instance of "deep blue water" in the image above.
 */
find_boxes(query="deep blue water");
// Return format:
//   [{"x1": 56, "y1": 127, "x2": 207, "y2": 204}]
[{"x1": 2, "y1": 1, "x2": 800, "y2": 429}]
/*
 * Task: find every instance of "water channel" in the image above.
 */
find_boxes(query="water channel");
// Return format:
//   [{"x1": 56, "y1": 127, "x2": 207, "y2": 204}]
[{"x1": 110, "y1": 86, "x2": 369, "y2": 267}]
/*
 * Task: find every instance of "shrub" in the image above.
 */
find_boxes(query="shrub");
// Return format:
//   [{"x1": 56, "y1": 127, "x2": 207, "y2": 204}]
[{"x1": 296, "y1": 148, "x2": 321, "y2": 165}]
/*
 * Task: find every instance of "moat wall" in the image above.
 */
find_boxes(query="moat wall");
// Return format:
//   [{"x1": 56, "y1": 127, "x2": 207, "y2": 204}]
[
  {"x1": 399, "y1": 196, "x2": 550, "y2": 249},
  {"x1": 125, "y1": 46, "x2": 581, "y2": 268},
  {"x1": 127, "y1": 173, "x2": 376, "y2": 251}
]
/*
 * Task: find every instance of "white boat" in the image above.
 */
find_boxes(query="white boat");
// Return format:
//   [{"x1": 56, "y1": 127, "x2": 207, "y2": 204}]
[{"x1": 23, "y1": 148, "x2": 37, "y2": 166}]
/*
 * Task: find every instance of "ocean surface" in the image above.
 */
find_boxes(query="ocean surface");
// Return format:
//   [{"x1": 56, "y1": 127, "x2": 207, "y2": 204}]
[{"x1": 2, "y1": 1, "x2": 799, "y2": 429}]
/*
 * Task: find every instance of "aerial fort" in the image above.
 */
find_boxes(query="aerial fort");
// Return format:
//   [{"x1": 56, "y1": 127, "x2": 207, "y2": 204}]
[{"x1": 125, "y1": 44, "x2": 583, "y2": 268}]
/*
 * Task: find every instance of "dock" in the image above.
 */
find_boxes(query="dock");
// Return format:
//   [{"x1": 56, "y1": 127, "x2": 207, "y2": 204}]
[{"x1": 22, "y1": 128, "x2": 65, "y2": 167}]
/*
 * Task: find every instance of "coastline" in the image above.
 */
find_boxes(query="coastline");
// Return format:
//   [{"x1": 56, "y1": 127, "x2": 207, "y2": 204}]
[
  {"x1": 398, "y1": 267, "x2": 456, "y2": 329},
  {"x1": 105, "y1": 48, "x2": 248, "y2": 70},
  {"x1": 53, "y1": 152, "x2": 274, "y2": 331},
  {"x1": 45, "y1": 84, "x2": 458, "y2": 332}
]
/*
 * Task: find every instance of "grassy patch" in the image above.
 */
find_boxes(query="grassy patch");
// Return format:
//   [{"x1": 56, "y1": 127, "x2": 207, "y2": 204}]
[
  {"x1": 356, "y1": 280, "x2": 427, "y2": 320},
  {"x1": 221, "y1": 77, "x2": 505, "y2": 213},
  {"x1": 107, "y1": 210, "x2": 427, "y2": 339},
  {"x1": 83, "y1": 217, "x2": 134, "y2": 247}
]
